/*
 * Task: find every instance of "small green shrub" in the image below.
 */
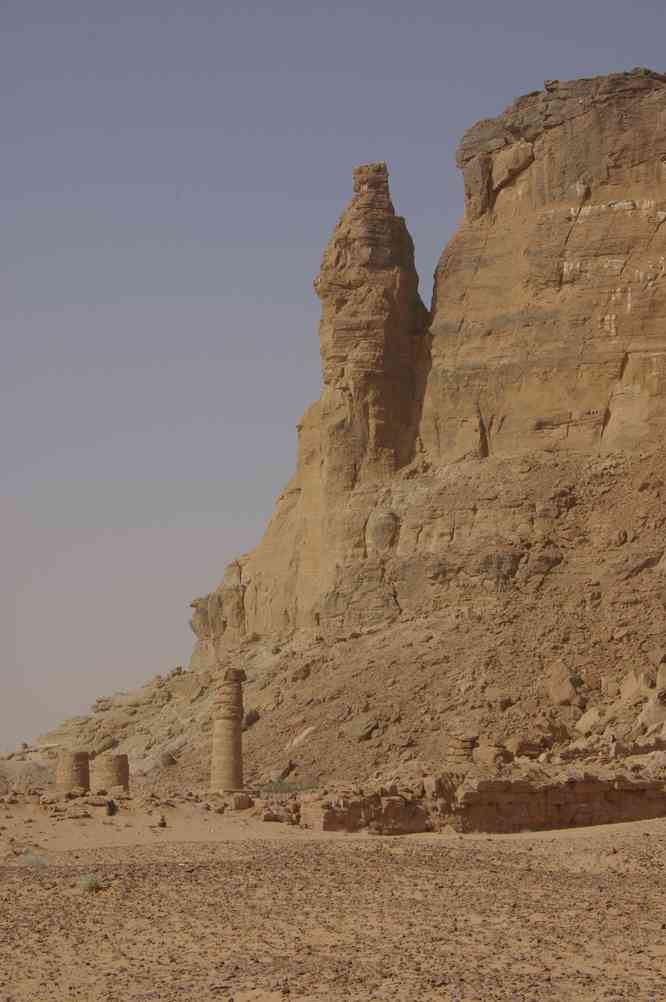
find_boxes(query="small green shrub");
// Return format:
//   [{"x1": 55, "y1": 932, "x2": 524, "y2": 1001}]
[
  {"x1": 23, "y1": 850, "x2": 48, "y2": 867},
  {"x1": 79, "y1": 873, "x2": 103, "y2": 894}
]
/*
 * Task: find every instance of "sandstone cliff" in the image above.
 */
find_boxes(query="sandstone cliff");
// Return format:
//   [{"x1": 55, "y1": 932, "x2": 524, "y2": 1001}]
[
  {"x1": 33, "y1": 69, "x2": 666, "y2": 792},
  {"x1": 424, "y1": 68, "x2": 666, "y2": 460},
  {"x1": 191, "y1": 68, "x2": 666, "y2": 659}
]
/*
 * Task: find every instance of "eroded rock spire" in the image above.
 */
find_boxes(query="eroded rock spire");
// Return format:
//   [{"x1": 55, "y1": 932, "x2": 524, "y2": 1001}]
[{"x1": 314, "y1": 162, "x2": 429, "y2": 488}]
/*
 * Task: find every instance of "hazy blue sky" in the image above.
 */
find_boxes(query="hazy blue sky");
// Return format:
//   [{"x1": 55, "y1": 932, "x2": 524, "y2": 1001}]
[{"x1": 3, "y1": 0, "x2": 664, "y2": 749}]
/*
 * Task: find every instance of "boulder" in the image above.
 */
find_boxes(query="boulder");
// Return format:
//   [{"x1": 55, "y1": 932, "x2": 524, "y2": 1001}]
[
  {"x1": 575, "y1": 707, "x2": 604, "y2": 736},
  {"x1": 546, "y1": 663, "x2": 578, "y2": 706}
]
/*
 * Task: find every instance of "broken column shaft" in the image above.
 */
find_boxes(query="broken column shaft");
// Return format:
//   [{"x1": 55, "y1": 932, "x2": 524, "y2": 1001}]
[
  {"x1": 56, "y1": 750, "x2": 91, "y2": 793},
  {"x1": 210, "y1": 668, "x2": 246, "y2": 792},
  {"x1": 93, "y1": 752, "x2": 130, "y2": 793}
]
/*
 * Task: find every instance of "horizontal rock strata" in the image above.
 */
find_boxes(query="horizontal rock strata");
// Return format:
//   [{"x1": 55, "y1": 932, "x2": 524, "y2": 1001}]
[
  {"x1": 423, "y1": 69, "x2": 666, "y2": 463},
  {"x1": 189, "y1": 70, "x2": 666, "y2": 656}
]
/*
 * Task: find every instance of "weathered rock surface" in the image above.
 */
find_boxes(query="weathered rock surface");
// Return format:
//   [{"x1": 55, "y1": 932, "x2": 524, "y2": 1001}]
[
  {"x1": 423, "y1": 69, "x2": 666, "y2": 463},
  {"x1": 189, "y1": 70, "x2": 666, "y2": 656},
  {"x1": 189, "y1": 160, "x2": 429, "y2": 655}
]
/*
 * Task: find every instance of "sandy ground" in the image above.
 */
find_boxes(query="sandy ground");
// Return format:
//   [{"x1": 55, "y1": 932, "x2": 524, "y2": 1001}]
[{"x1": 2, "y1": 798, "x2": 666, "y2": 1001}]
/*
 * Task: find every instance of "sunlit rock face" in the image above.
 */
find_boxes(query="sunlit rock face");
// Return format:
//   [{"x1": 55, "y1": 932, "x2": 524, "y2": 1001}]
[
  {"x1": 190, "y1": 160, "x2": 429, "y2": 658},
  {"x1": 189, "y1": 70, "x2": 666, "y2": 660},
  {"x1": 422, "y1": 69, "x2": 666, "y2": 462}
]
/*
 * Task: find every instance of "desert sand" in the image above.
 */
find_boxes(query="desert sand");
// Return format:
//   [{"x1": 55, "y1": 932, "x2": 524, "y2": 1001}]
[{"x1": 2, "y1": 797, "x2": 666, "y2": 1001}]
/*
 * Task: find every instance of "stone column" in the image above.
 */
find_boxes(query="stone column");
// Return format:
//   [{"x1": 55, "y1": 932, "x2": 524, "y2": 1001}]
[
  {"x1": 93, "y1": 753, "x2": 130, "y2": 793},
  {"x1": 56, "y1": 750, "x2": 90, "y2": 793},
  {"x1": 210, "y1": 668, "x2": 246, "y2": 792}
]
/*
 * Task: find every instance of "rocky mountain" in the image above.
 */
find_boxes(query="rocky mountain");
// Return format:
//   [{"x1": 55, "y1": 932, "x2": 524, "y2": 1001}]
[
  {"x1": 26, "y1": 68, "x2": 666, "y2": 792},
  {"x1": 191, "y1": 68, "x2": 666, "y2": 656}
]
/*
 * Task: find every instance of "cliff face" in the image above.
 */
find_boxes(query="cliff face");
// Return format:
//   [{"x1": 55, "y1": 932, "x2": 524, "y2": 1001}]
[
  {"x1": 190, "y1": 69, "x2": 666, "y2": 664},
  {"x1": 422, "y1": 70, "x2": 666, "y2": 461}
]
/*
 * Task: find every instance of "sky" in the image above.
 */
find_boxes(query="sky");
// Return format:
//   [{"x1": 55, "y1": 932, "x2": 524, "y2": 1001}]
[{"x1": 3, "y1": 0, "x2": 665, "y2": 750}]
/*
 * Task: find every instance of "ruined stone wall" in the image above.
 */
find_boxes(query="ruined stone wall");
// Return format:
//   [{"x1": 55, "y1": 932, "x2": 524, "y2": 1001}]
[
  {"x1": 299, "y1": 770, "x2": 666, "y2": 835},
  {"x1": 450, "y1": 772, "x2": 666, "y2": 834}
]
